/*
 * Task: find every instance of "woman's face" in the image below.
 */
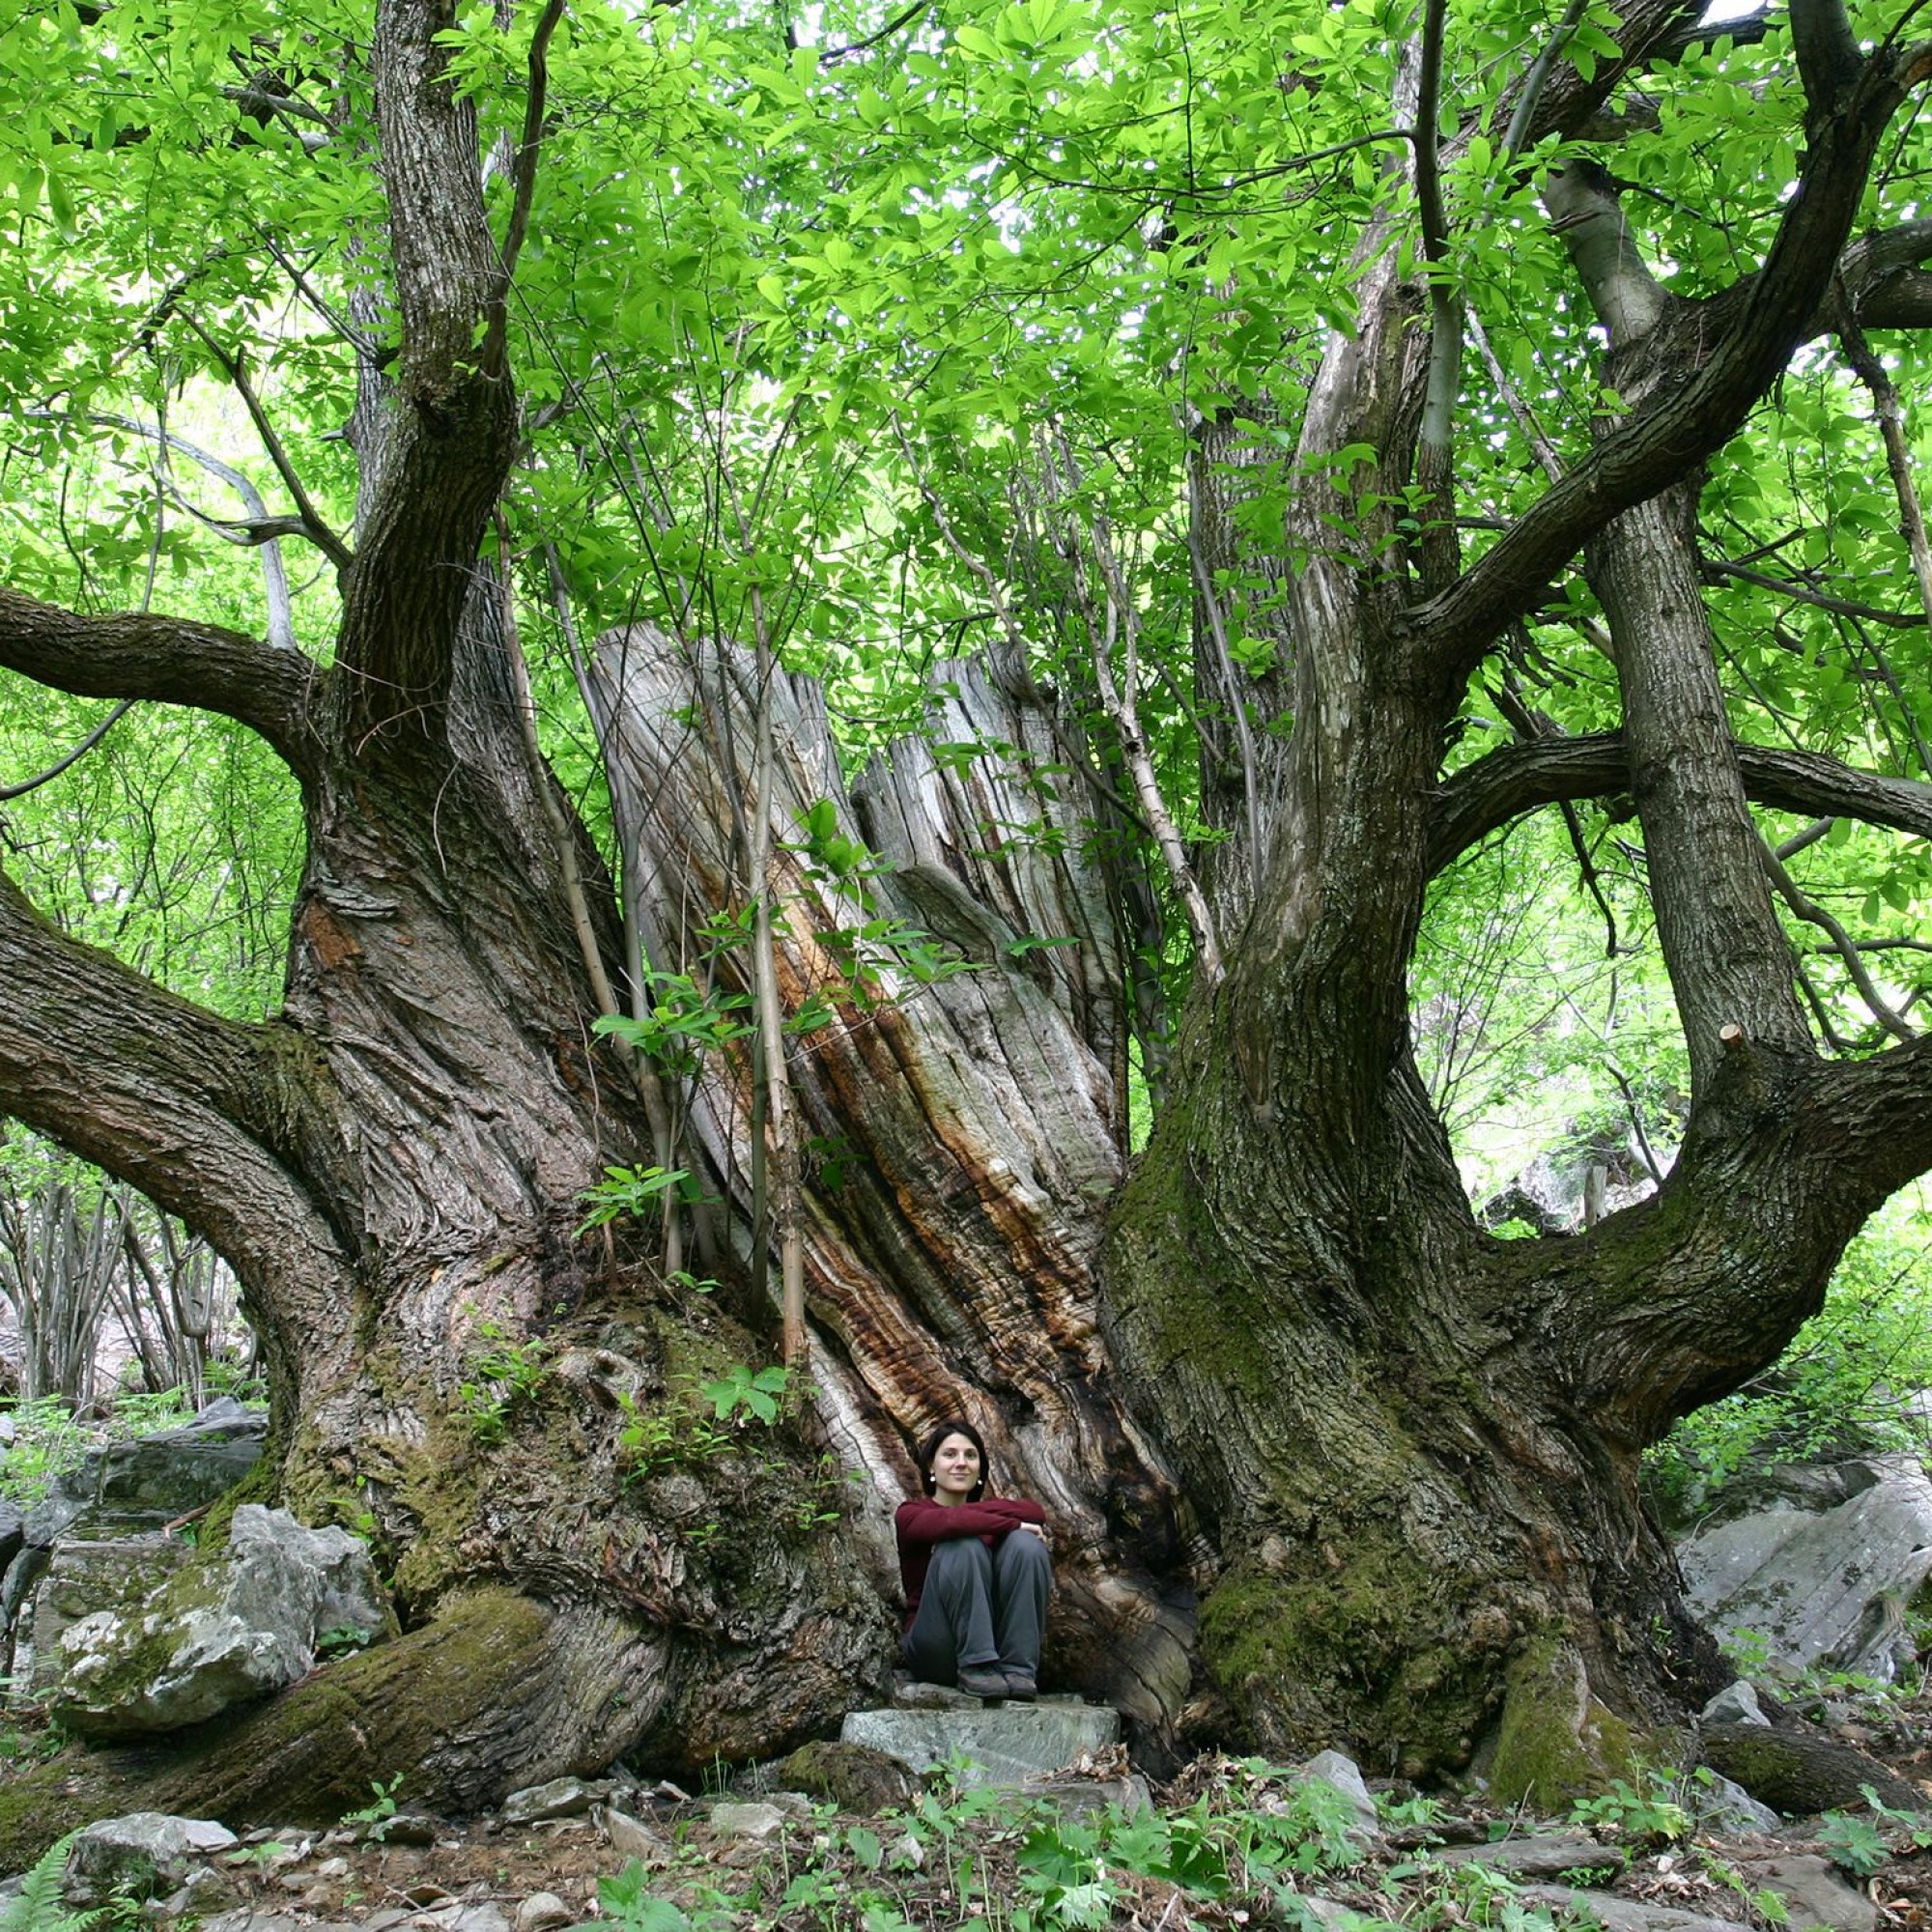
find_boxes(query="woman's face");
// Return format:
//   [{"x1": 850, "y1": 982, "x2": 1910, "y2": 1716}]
[{"x1": 928, "y1": 1432, "x2": 982, "y2": 1504}]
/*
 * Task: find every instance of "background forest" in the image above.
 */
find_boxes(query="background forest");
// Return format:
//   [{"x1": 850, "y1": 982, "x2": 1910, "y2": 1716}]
[{"x1": 5, "y1": 0, "x2": 1932, "y2": 1828}]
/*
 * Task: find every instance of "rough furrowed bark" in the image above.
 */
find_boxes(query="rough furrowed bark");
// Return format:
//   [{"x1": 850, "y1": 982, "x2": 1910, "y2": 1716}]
[
  {"x1": 1101, "y1": 1006, "x2": 1677, "y2": 1789},
  {"x1": 1094, "y1": 37, "x2": 1741, "y2": 1790},
  {"x1": 0, "y1": 0, "x2": 897, "y2": 1849},
  {"x1": 244, "y1": 753, "x2": 896, "y2": 1784},
  {"x1": 586, "y1": 624, "x2": 1195, "y2": 1733},
  {"x1": 3, "y1": 642, "x2": 894, "y2": 1837}
]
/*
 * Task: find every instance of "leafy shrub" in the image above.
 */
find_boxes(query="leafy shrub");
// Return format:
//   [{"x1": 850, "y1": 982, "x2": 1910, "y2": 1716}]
[
  {"x1": 1567, "y1": 1774, "x2": 1690, "y2": 1847},
  {"x1": 0, "y1": 1383, "x2": 263, "y2": 1507}
]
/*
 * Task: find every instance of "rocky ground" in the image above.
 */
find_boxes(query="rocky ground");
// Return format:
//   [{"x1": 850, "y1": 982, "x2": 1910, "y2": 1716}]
[{"x1": 18, "y1": 1674, "x2": 1932, "y2": 1932}]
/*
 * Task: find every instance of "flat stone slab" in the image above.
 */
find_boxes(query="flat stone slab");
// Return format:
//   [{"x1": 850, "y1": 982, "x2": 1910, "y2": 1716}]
[
  {"x1": 1023, "y1": 1773, "x2": 1151, "y2": 1817},
  {"x1": 1520, "y1": 1887, "x2": 1747, "y2": 1932},
  {"x1": 1438, "y1": 1833, "x2": 1626, "y2": 1880},
  {"x1": 1744, "y1": 1855, "x2": 1879, "y2": 1932},
  {"x1": 840, "y1": 1700, "x2": 1119, "y2": 1787}
]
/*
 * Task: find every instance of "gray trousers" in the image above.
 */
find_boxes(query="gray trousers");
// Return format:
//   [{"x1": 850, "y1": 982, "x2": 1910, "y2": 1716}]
[{"x1": 902, "y1": 1532, "x2": 1053, "y2": 1683}]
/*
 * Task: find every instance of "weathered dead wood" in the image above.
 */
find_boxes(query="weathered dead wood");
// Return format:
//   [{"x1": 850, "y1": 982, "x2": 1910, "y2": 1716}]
[{"x1": 586, "y1": 624, "x2": 1194, "y2": 1730}]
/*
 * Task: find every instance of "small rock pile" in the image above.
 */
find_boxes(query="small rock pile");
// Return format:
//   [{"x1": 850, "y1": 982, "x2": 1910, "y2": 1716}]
[{"x1": 3, "y1": 1399, "x2": 396, "y2": 1742}]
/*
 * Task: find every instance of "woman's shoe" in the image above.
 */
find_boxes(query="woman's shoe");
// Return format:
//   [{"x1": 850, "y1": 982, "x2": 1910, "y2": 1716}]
[
  {"x1": 956, "y1": 1664, "x2": 1009, "y2": 1699},
  {"x1": 1001, "y1": 1670, "x2": 1037, "y2": 1700}
]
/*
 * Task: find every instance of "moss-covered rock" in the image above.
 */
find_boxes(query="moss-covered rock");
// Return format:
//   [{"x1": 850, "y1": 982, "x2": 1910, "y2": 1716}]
[
  {"x1": 1486, "y1": 1638, "x2": 1650, "y2": 1810},
  {"x1": 43, "y1": 1506, "x2": 392, "y2": 1741},
  {"x1": 777, "y1": 1740, "x2": 916, "y2": 1815}
]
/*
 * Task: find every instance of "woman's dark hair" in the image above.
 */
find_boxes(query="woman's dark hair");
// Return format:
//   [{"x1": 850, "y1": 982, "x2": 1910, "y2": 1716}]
[{"x1": 918, "y1": 1417, "x2": 988, "y2": 1500}]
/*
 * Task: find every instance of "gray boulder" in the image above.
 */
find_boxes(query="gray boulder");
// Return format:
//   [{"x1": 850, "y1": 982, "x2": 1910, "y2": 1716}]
[
  {"x1": 25, "y1": 1400, "x2": 266, "y2": 1552},
  {"x1": 42, "y1": 1505, "x2": 390, "y2": 1738},
  {"x1": 1689, "y1": 1772, "x2": 1781, "y2": 1836},
  {"x1": 1520, "y1": 1887, "x2": 1747, "y2": 1932},
  {"x1": 63, "y1": 1812, "x2": 238, "y2": 1905},
  {"x1": 1747, "y1": 1856, "x2": 1878, "y2": 1932},
  {"x1": 1291, "y1": 1750, "x2": 1379, "y2": 1840},
  {"x1": 499, "y1": 1776, "x2": 608, "y2": 1825},
  {"x1": 198, "y1": 1914, "x2": 309, "y2": 1932},
  {"x1": 779, "y1": 1740, "x2": 917, "y2": 1815},
  {"x1": 23, "y1": 1535, "x2": 194, "y2": 1703},
  {"x1": 1700, "y1": 1682, "x2": 1771, "y2": 1728},
  {"x1": 91, "y1": 1399, "x2": 267, "y2": 1519},
  {"x1": 23, "y1": 1489, "x2": 87, "y2": 1551},
  {"x1": 153, "y1": 1863, "x2": 242, "y2": 1921},
  {"x1": 1439, "y1": 1834, "x2": 1626, "y2": 1880},
  {"x1": 0, "y1": 1542, "x2": 45, "y2": 1626},
  {"x1": 1677, "y1": 1456, "x2": 1932, "y2": 1680},
  {"x1": 596, "y1": 1806, "x2": 674, "y2": 1867},
  {"x1": 708, "y1": 1801, "x2": 790, "y2": 1840},
  {"x1": 1024, "y1": 1773, "x2": 1152, "y2": 1817},
  {"x1": 840, "y1": 1698, "x2": 1119, "y2": 1788}
]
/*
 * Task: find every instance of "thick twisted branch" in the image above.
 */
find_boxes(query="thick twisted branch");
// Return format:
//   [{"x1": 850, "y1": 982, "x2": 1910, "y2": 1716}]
[
  {"x1": 0, "y1": 589, "x2": 321, "y2": 785},
  {"x1": 1410, "y1": 37, "x2": 1932, "y2": 676},
  {"x1": 1430, "y1": 733, "x2": 1932, "y2": 873},
  {"x1": 333, "y1": 0, "x2": 519, "y2": 748},
  {"x1": 0, "y1": 863, "x2": 350, "y2": 1299}
]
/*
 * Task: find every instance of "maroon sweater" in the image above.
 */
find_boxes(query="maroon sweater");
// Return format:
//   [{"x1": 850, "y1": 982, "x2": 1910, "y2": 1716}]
[{"x1": 895, "y1": 1494, "x2": 1047, "y2": 1627}]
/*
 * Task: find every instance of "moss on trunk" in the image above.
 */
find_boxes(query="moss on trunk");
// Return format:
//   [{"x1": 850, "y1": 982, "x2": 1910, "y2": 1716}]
[
  {"x1": 1484, "y1": 1638, "x2": 1664, "y2": 1809},
  {"x1": 0, "y1": 1589, "x2": 628, "y2": 1873}
]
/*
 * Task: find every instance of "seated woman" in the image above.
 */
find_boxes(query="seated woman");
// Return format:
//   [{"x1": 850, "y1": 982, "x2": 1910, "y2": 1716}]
[{"x1": 895, "y1": 1417, "x2": 1053, "y2": 1700}]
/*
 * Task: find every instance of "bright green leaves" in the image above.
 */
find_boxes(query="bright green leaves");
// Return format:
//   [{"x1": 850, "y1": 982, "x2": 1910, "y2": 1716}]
[
  {"x1": 953, "y1": 0, "x2": 1089, "y2": 62},
  {"x1": 0, "y1": 690, "x2": 303, "y2": 1019},
  {"x1": 6, "y1": 0, "x2": 1931, "y2": 1120}
]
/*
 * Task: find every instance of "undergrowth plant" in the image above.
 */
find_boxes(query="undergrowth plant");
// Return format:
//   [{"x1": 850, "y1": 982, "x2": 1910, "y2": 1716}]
[
  {"x1": 1566, "y1": 1773, "x2": 1690, "y2": 1847},
  {"x1": 1819, "y1": 1786, "x2": 1932, "y2": 1876},
  {"x1": 341, "y1": 1773, "x2": 407, "y2": 1842},
  {"x1": 554, "y1": 1760, "x2": 1531, "y2": 1932},
  {"x1": 0, "y1": 1833, "x2": 92, "y2": 1932},
  {"x1": 453, "y1": 1319, "x2": 549, "y2": 1446}
]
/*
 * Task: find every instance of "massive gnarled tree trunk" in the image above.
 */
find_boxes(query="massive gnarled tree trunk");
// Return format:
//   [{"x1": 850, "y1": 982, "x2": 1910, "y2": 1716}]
[
  {"x1": 7, "y1": 0, "x2": 1932, "y2": 1860},
  {"x1": 0, "y1": 0, "x2": 895, "y2": 1846},
  {"x1": 1094, "y1": 0, "x2": 1932, "y2": 1787}
]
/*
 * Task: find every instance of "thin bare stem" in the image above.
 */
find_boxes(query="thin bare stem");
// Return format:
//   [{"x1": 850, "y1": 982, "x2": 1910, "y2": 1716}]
[
  {"x1": 1412, "y1": 0, "x2": 1464, "y2": 592},
  {"x1": 1760, "y1": 836, "x2": 1915, "y2": 1042},
  {"x1": 1046, "y1": 438, "x2": 1225, "y2": 983},
  {"x1": 0, "y1": 700, "x2": 136, "y2": 801},
  {"x1": 500, "y1": 0, "x2": 566, "y2": 287},
  {"x1": 1467, "y1": 308, "x2": 1564, "y2": 482},
  {"x1": 181, "y1": 318, "x2": 354, "y2": 573},
  {"x1": 1502, "y1": 0, "x2": 1590, "y2": 156},
  {"x1": 26, "y1": 407, "x2": 298, "y2": 649},
  {"x1": 1840, "y1": 316, "x2": 1932, "y2": 639},
  {"x1": 1181, "y1": 503, "x2": 1264, "y2": 864}
]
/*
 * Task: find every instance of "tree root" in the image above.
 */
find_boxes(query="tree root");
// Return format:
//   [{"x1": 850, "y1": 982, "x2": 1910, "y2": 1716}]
[
  {"x1": 1699, "y1": 1719, "x2": 1924, "y2": 1814},
  {"x1": 0, "y1": 1588, "x2": 663, "y2": 1872}
]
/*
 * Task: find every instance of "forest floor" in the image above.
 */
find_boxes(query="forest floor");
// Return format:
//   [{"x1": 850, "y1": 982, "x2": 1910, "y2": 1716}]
[{"x1": 20, "y1": 1673, "x2": 1932, "y2": 1932}]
